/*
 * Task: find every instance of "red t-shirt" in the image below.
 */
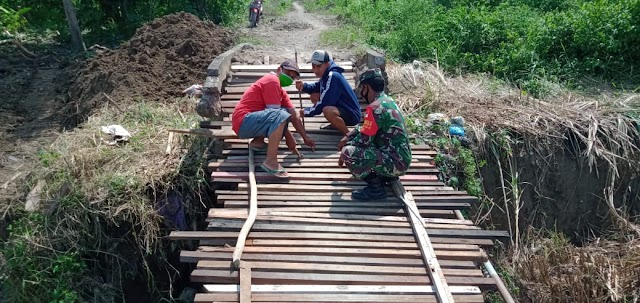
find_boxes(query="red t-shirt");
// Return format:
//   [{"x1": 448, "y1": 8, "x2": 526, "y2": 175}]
[{"x1": 231, "y1": 73, "x2": 294, "y2": 134}]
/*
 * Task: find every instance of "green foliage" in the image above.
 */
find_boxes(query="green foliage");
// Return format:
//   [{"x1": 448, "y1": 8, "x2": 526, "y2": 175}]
[
  {"x1": 37, "y1": 149, "x2": 60, "y2": 167},
  {"x1": 0, "y1": 5, "x2": 29, "y2": 32},
  {"x1": 313, "y1": 0, "x2": 640, "y2": 95},
  {"x1": 0, "y1": 213, "x2": 85, "y2": 303},
  {"x1": 0, "y1": 0, "x2": 246, "y2": 44},
  {"x1": 417, "y1": 121, "x2": 484, "y2": 197}
]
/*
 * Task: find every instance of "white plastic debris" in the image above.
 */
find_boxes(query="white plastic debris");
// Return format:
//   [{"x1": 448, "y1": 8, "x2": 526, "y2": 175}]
[
  {"x1": 101, "y1": 125, "x2": 131, "y2": 145},
  {"x1": 182, "y1": 84, "x2": 203, "y2": 97},
  {"x1": 426, "y1": 113, "x2": 448, "y2": 124}
]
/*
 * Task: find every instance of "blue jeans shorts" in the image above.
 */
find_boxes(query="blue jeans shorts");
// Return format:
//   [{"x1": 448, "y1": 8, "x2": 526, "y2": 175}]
[{"x1": 237, "y1": 108, "x2": 291, "y2": 139}]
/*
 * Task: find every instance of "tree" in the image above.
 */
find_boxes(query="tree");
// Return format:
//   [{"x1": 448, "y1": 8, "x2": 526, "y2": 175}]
[{"x1": 62, "y1": 0, "x2": 86, "y2": 51}]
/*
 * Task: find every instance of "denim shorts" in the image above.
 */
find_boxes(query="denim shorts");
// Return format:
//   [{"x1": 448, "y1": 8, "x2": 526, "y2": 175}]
[
  {"x1": 337, "y1": 106, "x2": 359, "y2": 126},
  {"x1": 237, "y1": 108, "x2": 291, "y2": 139}
]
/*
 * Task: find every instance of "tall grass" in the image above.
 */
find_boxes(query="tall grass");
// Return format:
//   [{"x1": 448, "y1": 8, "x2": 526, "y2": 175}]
[{"x1": 309, "y1": 0, "x2": 640, "y2": 96}]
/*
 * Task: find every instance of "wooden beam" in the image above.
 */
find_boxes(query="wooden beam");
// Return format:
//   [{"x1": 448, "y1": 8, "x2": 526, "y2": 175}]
[
  {"x1": 180, "y1": 251, "x2": 482, "y2": 268},
  {"x1": 194, "y1": 293, "x2": 487, "y2": 303},
  {"x1": 190, "y1": 269, "x2": 496, "y2": 286},
  {"x1": 232, "y1": 144, "x2": 257, "y2": 268},
  {"x1": 198, "y1": 261, "x2": 485, "y2": 277},
  {"x1": 198, "y1": 246, "x2": 485, "y2": 262},
  {"x1": 393, "y1": 181, "x2": 455, "y2": 303},
  {"x1": 212, "y1": 171, "x2": 438, "y2": 182},
  {"x1": 204, "y1": 284, "x2": 482, "y2": 294},
  {"x1": 240, "y1": 261, "x2": 251, "y2": 303},
  {"x1": 172, "y1": 231, "x2": 495, "y2": 247},
  {"x1": 169, "y1": 128, "x2": 237, "y2": 139}
]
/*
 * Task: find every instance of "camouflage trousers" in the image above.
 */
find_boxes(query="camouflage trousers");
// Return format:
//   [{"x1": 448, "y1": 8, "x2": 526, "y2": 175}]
[{"x1": 340, "y1": 145, "x2": 406, "y2": 179}]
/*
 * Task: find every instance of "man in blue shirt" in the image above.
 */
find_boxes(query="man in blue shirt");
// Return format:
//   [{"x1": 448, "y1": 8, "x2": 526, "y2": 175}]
[{"x1": 295, "y1": 50, "x2": 362, "y2": 135}]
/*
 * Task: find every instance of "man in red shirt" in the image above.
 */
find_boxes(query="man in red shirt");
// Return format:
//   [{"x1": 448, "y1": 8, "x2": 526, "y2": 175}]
[{"x1": 232, "y1": 60, "x2": 316, "y2": 178}]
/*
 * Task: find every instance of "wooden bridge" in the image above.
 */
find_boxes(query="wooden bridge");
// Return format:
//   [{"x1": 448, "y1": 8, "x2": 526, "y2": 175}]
[{"x1": 169, "y1": 59, "x2": 513, "y2": 303}]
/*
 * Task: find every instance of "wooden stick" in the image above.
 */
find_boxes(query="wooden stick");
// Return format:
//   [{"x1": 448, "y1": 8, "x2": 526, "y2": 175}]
[
  {"x1": 392, "y1": 181, "x2": 455, "y2": 303},
  {"x1": 232, "y1": 144, "x2": 258, "y2": 268},
  {"x1": 239, "y1": 261, "x2": 251, "y2": 303},
  {"x1": 295, "y1": 49, "x2": 305, "y2": 129}
]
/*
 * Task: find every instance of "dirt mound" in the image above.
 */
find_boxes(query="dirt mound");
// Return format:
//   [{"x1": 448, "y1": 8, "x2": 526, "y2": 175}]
[{"x1": 69, "y1": 12, "x2": 234, "y2": 124}]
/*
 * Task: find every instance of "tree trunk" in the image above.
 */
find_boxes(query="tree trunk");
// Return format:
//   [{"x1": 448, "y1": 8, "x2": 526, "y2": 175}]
[{"x1": 62, "y1": 0, "x2": 86, "y2": 51}]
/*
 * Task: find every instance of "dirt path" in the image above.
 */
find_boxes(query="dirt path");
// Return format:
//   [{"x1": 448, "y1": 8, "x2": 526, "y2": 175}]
[
  {"x1": 233, "y1": 1, "x2": 355, "y2": 65},
  {"x1": 0, "y1": 50, "x2": 76, "y2": 206}
]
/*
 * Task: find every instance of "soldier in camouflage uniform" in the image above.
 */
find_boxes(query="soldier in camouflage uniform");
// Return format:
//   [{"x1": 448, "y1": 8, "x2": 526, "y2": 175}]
[{"x1": 338, "y1": 68, "x2": 412, "y2": 200}]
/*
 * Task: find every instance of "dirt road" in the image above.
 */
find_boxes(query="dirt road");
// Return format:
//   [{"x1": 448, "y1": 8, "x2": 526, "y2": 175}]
[{"x1": 233, "y1": 1, "x2": 355, "y2": 65}]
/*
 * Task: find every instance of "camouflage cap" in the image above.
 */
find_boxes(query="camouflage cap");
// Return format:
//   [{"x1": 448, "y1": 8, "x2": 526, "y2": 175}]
[{"x1": 358, "y1": 68, "x2": 384, "y2": 86}]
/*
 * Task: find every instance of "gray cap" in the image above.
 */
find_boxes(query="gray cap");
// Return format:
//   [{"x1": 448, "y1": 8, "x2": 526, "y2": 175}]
[{"x1": 310, "y1": 50, "x2": 332, "y2": 65}]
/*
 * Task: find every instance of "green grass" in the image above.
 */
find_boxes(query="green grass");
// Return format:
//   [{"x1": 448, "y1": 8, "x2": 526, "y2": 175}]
[
  {"x1": 0, "y1": 97, "x2": 211, "y2": 302},
  {"x1": 309, "y1": 0, "x2": 640, "y2": 96}
]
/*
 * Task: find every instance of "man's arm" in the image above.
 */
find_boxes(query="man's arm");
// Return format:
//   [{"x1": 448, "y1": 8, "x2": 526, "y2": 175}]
[
  {"x1": 349, "y1": 105, "x2": 378, "y2": 147},
  {"x1": 303, "y1": 72, "x2": 343, "y2": 117},
  {"x1": 285, "y1": 107, "x2": 316, "y2": 150},
  {"x1": 302, "y1": 81, "x2": 321, "y2": 94}
]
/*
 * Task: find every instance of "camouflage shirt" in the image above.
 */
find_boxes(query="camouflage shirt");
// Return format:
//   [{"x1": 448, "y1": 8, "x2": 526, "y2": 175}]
[{"x1": 347, "y1": 92, "x2": 412, "y2": 174}]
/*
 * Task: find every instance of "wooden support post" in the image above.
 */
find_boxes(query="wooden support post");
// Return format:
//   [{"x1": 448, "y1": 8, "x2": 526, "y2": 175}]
[
  {"x1": 392, "y1": 181, "x2": 455, "y2": 303},
  {"x1": 295, "y1": 50, "x2": 305, "y2": 129},
  {"x1": 232, "y1": 144, "x2": 258, "y2": 268},
  {"x1": 239, "y1": 261, "x2": 252, "y2": 303}
]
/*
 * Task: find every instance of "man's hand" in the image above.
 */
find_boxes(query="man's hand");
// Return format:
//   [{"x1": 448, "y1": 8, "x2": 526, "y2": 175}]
[
  {"x1": 338, "y1": 155, "x2": 345, "y2": 167},
  {"x1": 299, "y1": 108, "x2": 305, "y2": 118},
  {"x1": 337, "y1": 136, "x2": 348, "y2": 151},
  {"x1": 295, "y1": 80, "x2": 304, "y2": 91},
  {"x1": 303, "y1": 135, "x2": 316, "y2": 152}
]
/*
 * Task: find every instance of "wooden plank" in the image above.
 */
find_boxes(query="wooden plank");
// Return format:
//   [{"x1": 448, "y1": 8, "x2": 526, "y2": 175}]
[
  {"x1": 216, "y1": 194, "x2": 476, "y2": 204},
  {"x1": 220, "y1": 149, "x2": 437, "y2": 156},
  {"x1": 204, "y1": 284, "x2": 482, "y2": 294},
  {"x1": 393, "y1": 181, "x2": 454, "y2": 303},
  {"x1": 213, "y1": 166, "x2": 439, "y2": 174},
  {"x1": 222, "y1": 140, "x2": 436, "y2": 152},
  {"x1": 208, "y1": 219, "x2": 507, "y2": 238},
  {"x1": 237, "y1": 184, "x2": 454, "y2": 193},
  {"x1": 222, "y1": 149, "x2": 437, "y2": 157},
  {"x1": 214, "y1": 178, "x2": 446, "y2": 187},
  {"x1": 247, "y1": 240, "x2": 479, "y2": 251},
  {"x1": 190, "y1": 269, "x2": 496, "y2": 286},
  {"x1": 194, "y1": 293, "x2": 487, "y2": 303},
  {"x1": 220, "y1": 200, "x2": 471, "y2": 211},
  {"x1": 208, "y1": 207, "x2": 454, "y2": 218},
  {"x1": 230, "y1": 62, "x2": 353, "y2": 71},
  {"x1": 206, "y1": 213, "x2": 478, "y2": 229},
  {"x1": 169, "y1": 128, "x2": 236, "y2": 139},
  {"x1": 197, "y1": 261, "x2": 485, "y2": 277},
  {"x1": 232, "y1": 145, "x2": 258, "y2": 267},
  {"x1": 198, "y1": 246, "x2": 485, "y2": 262},
  {"x1": 212, "y1": 171, "x2": 438, "y2": 182},
  {"x1": 180, "y1": 251, "x2": 480, "y2": 268},
  {"x1": 215, "y1": 179, "x2": 444, "y2": 187},
  {"x1": 240, "y1": 261, "x2": 251, "y2": 303},
  {"x1": 171, "y1": 231, "x2": 496, "y2": 246},
  {"x1": 224, "y1": 83, "x2": 356, "y2": 94}
]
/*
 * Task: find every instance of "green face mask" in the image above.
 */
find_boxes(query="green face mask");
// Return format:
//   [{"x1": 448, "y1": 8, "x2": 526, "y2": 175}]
[{"x1": 278, "y1": 73, "x2": 293, "y2": 87}]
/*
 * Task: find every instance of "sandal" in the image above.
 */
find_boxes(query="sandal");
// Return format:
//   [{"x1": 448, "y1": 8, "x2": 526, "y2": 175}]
[
  {"x1": 320, "y1": 124, "x2": 337, "y2": 130},
  {"x1": 260, "y1": 163, "x2": 289, "y2": 178},
  {"x1": 249, "y1": 145, "x2": 267, "y2": 154}
]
